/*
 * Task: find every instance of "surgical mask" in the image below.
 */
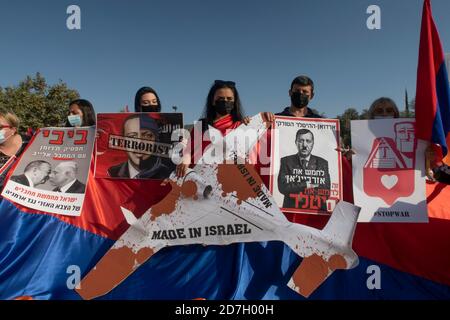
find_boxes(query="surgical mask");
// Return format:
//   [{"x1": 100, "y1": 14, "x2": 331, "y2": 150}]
[
  {"x1": 0, "y1": 130, "x2": 8, "y2": 144},
  {"x1": 373, "y1": 116, "x2": 394, "y2": 119},
  {"x1": 141, "y1": 105, "x2": 161, "y2": 112},
  {"x1": 291, "y1": 92, "x2": 310, "y2": 108},
  {"x1": 68, "y1": 115, "x2": 82, "y2": 127},
  {"x1": 215, "y1": 100, "x2": 234, "y2": 115}
]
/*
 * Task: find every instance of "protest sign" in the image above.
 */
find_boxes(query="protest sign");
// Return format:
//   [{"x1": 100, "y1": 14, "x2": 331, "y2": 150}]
[
  {"x1": 2, "y1": 127, "x2": 95, "y2": 216},
  {"x1": 95, "y1": 113, "x2": 183, "y2": 180},
  {"x1": 270, "y1": 117, "x2": 342, "y2": 215},
  {"x1": 352, "y1": 119, "x2": 428, "y2": 222}
]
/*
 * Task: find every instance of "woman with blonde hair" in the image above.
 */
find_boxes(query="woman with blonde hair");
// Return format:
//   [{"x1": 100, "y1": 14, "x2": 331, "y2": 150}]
[{"x1": 0, "y1": 111, "x2": 28, "y2": 188}]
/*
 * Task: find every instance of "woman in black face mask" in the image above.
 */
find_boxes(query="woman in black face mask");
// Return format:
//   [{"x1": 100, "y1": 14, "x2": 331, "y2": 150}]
[
  {"x1": 134, "y1": 87, "x2": 162, "y2": 112},
  {"x1": 201, "y1": 80, "x2": 245, "y2": 130},
  {"x1": 175, "y1": 80, "x2": 246, "y2": 177},
  {"x1": 176, "y1": 80, "x2": 274, "y2": 177}
]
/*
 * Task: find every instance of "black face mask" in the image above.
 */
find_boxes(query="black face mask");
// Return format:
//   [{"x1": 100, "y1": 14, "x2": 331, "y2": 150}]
[
  {"x1": 215, "y1": 100, "x2": 234, "y2": 115},
  {"x1": 291, "y1": 92, "x2": 310, "y2": 108},
  {"x1": 141, "y1": 105, "x2": 161, "y2": 112}
]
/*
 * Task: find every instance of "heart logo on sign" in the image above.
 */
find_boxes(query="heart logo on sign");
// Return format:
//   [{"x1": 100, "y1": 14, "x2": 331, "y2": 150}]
[{"x1": 381, "y1": 175, "x2": 398, "y2": 190}]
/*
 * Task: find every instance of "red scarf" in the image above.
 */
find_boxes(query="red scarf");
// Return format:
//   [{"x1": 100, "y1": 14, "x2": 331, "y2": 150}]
[
  {"x1": 212, "y1": 114, "x2": 241, "y2": 134},
  {"x1": 191, "y1": 115, "x2": 241, "y2": 163}
]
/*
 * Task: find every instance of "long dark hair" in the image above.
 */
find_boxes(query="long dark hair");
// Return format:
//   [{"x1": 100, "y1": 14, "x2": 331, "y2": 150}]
[
  {"x1": 134, "y1": 87, "x2": 162, "y2": 112},
  {"x1": 201, "y1": 80, "x2": 245, "y2": 129},
  {"x1": 65, "y1": 99, "x2": 96, "y2": 126}
]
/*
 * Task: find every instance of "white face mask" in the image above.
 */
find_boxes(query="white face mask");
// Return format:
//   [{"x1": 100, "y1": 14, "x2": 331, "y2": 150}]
[
  {"x1": 68, "y1": 115, "x2": 82, "y2": 127},
  {"x1": 0, "y1": 129, "x2": 11, "y2": 144},
  {"x1": 373, "y1": 116, "x2": 394, "y2": 120}
]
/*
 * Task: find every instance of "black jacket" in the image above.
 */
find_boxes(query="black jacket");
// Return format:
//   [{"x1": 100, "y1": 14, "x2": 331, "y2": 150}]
[{"x1": 276, "y1": 107, "x2": 322, "y2": 118}]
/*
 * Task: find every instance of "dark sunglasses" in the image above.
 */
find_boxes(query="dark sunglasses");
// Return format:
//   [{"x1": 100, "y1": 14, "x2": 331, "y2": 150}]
[{"x1": 214, "y1": 80, "x2": 236, "y2": 87}]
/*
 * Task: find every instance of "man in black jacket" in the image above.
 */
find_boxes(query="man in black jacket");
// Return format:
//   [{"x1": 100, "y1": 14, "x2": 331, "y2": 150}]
[{"x1": 278, "y1": 129, "x2": 330, "y2": 210}]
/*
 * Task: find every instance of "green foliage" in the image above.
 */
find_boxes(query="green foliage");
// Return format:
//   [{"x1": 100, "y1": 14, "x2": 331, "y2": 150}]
[
  {"x1": 0, "y1": 73, "x2": 79, "y2": 133},
  {"x1": 337, "y1": 108, "x2": 362, "y2": 147}
]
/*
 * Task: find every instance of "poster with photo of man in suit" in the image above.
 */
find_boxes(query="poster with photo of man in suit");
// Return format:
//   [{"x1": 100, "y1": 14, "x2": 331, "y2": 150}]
[
  {"x1": 1, "y1": 127, "x2": 95, "y2": 217},
  {"x1": 95, "y1": 113, "x2": 183, "y2": 180},
  {"x1": 270, "y1": 117, "x2": 342, "y2": 215}
]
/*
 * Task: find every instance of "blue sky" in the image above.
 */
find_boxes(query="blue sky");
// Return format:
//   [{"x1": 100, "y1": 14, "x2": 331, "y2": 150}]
[{"x1": 1, "y1": 0, "x2": 450, "y2": 124}]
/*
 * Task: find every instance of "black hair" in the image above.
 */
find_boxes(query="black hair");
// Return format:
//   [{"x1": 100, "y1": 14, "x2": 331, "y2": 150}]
[
  {"x1": 290, "y1": 75, "x2": 315, "y2": 95},
  {"x1": 200, "y1": 80, "x2": 245, "y2": 130},
  {"x1": 295, "y1": 129, "x2": 314, "y2": 142},
  {"x1": 134, "y1": 87, "x2": 162, "y2": 112},
  {"x1": 66, "y1": 99, "x2": 96, "y2": 126}
]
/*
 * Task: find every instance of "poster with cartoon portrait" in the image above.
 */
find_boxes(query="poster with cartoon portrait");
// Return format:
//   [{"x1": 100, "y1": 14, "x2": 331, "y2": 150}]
[{"x1": 351, "y1": 119, "x2": 428, "y2": 222}]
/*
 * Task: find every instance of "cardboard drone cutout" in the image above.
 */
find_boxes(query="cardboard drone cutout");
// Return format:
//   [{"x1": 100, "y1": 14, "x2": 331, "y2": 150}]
[{"x1": 76, "y1": 114, "x2": 360, "y2": 300}]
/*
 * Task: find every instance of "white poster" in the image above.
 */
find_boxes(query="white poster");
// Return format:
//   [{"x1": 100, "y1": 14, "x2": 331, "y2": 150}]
[
  {"x1": 270, "y1": 117, "x2": 342, "y2": 215},
  {"x1": 2, "y1": 127, "x2": 95, "y2": 217},
  {"x1": 351, "y1": 119, "x2": 428, "y2": 223}
]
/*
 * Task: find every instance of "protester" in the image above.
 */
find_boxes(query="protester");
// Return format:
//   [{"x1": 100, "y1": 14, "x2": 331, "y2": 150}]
[
  {"x1": 367, "y1": 97, "x2": 447, "y2": 182},
  {"x1": 276, "y1": 75, "x2": 321, "y2": 118},
  {"x1": 65, "y1": 99, "x2": 96, "y2": 127},
  {"x1": 338, "y1": 97, "x2": 400, "y2": 163},
  {"x1": 0, "y1": 111, "x2": 29, "y2": 189},
  {"x1": 168, "y1": 79, "x2": 276, "y2": 298},
  {"x1": 258, "y1": 75, "x2": 323, "y2": 201},
  {"x1": 134, "y1": 87, "x2": 162, "y2": 112},
  {"x1": 367, "y1": 97, "x2": 400, "y2": 119},
  {"x1": 176, "y1": 80, "x2": 273, "y2": 177}
]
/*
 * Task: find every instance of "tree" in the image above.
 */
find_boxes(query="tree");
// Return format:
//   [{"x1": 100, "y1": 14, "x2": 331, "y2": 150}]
[
  {"x1": 400, "y1": 98, "x2": 415, "y2": 118},
  {"x1": 359, "y1": 108, "x2": 369, "y2": 120},
  {"x1": 337, "y1": 108, "x2": 360, "y2": 147},
  {"x1": 0, "y1": 73, "x2": 79, "y2": 133}
]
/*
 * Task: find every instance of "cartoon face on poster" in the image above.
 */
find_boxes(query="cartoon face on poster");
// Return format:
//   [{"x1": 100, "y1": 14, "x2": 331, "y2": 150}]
[
  {"x1": 1, "y1": 127, "x2": 95, "y2": 216},
  {"x1": 351, "y1": 119, "x2": 428, "y2": 223},
  {"x1": 95, "y1": 113, "x2": 183, "y2": 180},
  {"x1": 270, "y1": 117, "x2": 342, "y2": 215}
]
